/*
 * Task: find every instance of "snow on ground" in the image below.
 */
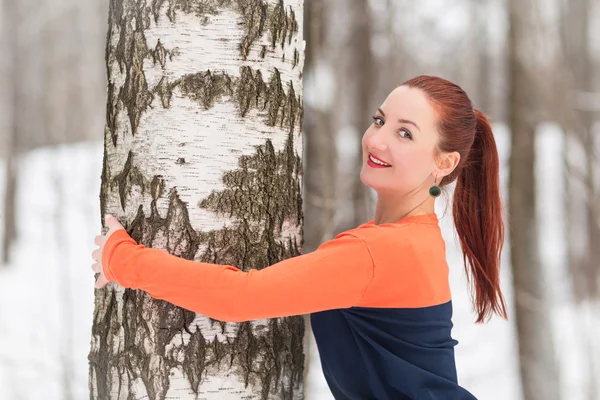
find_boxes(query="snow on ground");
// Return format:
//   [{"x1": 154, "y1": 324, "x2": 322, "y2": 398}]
[{"x1": 0, "y1": 126, "x2": 596, "y2": 399}]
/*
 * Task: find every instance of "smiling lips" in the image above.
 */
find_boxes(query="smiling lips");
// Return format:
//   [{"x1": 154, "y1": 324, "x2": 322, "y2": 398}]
[{"x1": 367, "y1": 153, "x2": 392, "y2": 168}]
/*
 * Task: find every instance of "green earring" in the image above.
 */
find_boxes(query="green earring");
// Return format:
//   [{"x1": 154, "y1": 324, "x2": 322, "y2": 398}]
[{"x1": 429, "y1": 177, "x2": 441, "y2": 197}]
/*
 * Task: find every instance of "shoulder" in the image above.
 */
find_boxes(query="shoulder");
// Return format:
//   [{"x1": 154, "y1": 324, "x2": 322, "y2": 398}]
[
  {"x1": 345, "y1": 221, "x2": 452, "y2": 308},
  {"x1": 313, "y1": 230, "x2": 374, "y2": 266}
]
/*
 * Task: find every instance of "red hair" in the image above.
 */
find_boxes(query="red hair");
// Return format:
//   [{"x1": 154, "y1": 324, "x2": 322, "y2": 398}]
[{"x1": 402, "y1": 75, "x2": 508, "y2": 323}]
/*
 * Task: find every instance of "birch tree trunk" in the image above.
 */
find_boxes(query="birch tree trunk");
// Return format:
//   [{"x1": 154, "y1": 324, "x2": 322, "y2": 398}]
[{"x1": 89, "y1": 1, "x2": 305, "y2": 399}]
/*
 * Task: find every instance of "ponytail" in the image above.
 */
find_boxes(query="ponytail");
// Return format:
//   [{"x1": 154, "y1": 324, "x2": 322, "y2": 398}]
[
  {"x1": 453, "y1": 109, "x2": 508, "y2": 323},
  {"x1": 401, "y1": 75, "x2": 508, "y2": 322}
]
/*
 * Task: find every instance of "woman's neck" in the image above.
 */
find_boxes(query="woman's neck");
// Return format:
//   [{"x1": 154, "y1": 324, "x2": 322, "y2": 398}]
[{"x1": 373, "y1": 192, "x2": 435, "y2": 225}]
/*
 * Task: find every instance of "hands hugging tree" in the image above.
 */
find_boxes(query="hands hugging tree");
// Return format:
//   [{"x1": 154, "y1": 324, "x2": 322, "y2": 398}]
[{"x1": 91, "y1": 214, "x2": 125, "y2": 289}]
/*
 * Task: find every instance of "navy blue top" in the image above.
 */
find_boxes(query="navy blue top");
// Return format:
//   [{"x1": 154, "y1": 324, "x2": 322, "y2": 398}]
[
  {"x1": 310, "y1": 302, "x2": 477, "y2": 399},
  {"x1": 307, "y1": 214, "x2": 478, "y2": 399}
]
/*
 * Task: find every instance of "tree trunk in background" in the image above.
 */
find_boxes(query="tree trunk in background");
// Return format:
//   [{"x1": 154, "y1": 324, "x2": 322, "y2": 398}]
[
  {"x1": 476, "y1": 0, "x2": 492, "y2": 115},
  {"x1": 303, "y1": 0, "x2": 335, "y2": 253},
  {"x1": 90, "y1": 1, "x2": 305, "y2": 399},
  {"x1": 1, "y1": 155, "x2": 16, "y2": 265},
  {"x1": 560, "y1": 0, "x2": 599, "y2": 396},
  {"x1": 382, "y1": 0, "x2": 406, "y2": 100},
  {"x1": 1, "y1": 0, "x2": 18, "y2": 265},
  {"x1": 12, "y1": 1, "x2": 46, "y2": 153},
  {"x1": 349, "y1": 0, "x2": 373, "y2": 229},
  {"x1": 580, "y1": 0, "x2": 600, "y2": 391},
  {"x1": 507, "y1": 0, "x2": 560, "y2": 399},
  {"x1": 562, "y1": 0, "x2": 598, "y2": 303},
  {"x1": 301, "y1": 0, "x2": 334, "y2": 389},
  {"x1": 1, "y1": 0, "x2": 109, "y2": 265}
]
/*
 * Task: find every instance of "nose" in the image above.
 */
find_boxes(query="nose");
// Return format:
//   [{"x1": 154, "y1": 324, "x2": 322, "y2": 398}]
[{"x1": 365, "y1": 129, "x2": 388, "y2": 152}]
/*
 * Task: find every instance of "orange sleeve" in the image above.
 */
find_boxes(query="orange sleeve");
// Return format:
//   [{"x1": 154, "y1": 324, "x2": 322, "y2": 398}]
[{"x1": 102, "y1": 229, "x2": 374, "y2": 322}]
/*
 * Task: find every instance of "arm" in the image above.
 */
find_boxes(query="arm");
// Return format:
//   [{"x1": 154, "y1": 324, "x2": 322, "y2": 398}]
[{"x1": 102, "y1": 229, "x2": 375, "y2": 322}]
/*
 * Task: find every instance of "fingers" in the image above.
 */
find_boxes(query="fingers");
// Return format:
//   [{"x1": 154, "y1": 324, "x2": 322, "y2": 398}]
[
  {"x1": 91, "y1": 214, "x2": 124, "y2": 291},
  {"x1": 104, "y1": 214, "x2": 124, "y2": 233},
  {"x1": 91, "y1": 260, "x2": 102, "y2": 273}
]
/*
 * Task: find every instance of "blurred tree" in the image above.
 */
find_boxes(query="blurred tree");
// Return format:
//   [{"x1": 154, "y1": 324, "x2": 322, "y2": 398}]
[
  {"x1": 303, "y1": 0, "x2": 336, "y2": 252},
  {"x1": 1, "y1": 0, "x2": 108, "y2": 265},
  {"x1": 380, "y1": 0, "x2": 410, "y2": 101},
  {"x1": 349, "y1": 0, "x2": 374, "y2": 229},
  {"x1": 560, "y1": 0, "x2": 599, "y2": 396},
  {"x1": 475, "y1": 0, "x2": 492, "y2": 115},
  {"x1": 1, "y1": 0, "x2": 18, "y2": 265},
  {"x1": 561, "y1": 0, "x2": 598, "y2": 303},
  {"x1": 507, "y1": 0, "x2": 560, "y2": 399},
  {"x1": 302, "y1": 0, "x2": 335, "y2": 389},
  {"x1": 89, "y1": 0, "x2": 306, "y2": 399}
]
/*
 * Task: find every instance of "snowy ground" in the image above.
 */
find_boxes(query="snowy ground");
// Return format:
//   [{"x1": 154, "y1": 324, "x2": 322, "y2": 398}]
[{"x1": 0, "y1": 126, "x2": 597, "y2": 399}]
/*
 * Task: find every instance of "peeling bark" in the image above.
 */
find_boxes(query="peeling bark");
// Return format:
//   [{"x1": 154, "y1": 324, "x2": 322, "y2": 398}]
[{"x1": 91, "y1": 0, "x2": 305, "y2": 398}]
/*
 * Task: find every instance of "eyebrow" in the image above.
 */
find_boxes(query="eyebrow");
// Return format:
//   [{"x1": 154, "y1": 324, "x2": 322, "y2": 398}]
[{"x1": 377, "y1": 107, "x2": 421, "y2": 132}]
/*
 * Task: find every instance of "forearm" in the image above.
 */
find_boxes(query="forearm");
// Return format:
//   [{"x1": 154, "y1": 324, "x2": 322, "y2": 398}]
[
  {"x1": 102, "y1": 230, "x2": 374, "y2": 322},
  {"x1": 102, "y1": 230, "x2": 260, "y2": 321}
]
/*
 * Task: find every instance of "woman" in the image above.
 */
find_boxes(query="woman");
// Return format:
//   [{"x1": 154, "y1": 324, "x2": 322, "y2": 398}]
[{"x1": 91, "y1": 75, "x2": 507, "y2": 399}]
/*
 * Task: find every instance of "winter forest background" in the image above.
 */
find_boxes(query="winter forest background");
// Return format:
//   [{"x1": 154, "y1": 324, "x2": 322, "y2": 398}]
[{"x1": 0, "y1": 0, "x2": 599, "y2": 399}]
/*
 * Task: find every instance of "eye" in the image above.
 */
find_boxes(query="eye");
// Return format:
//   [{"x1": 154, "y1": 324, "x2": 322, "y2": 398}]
[
  {"x1": 371, "y1": 115, "x2": 384, "y2": 127},
  {"x1": 399, "y1": 128, "x2": 413, "y2": 140}
]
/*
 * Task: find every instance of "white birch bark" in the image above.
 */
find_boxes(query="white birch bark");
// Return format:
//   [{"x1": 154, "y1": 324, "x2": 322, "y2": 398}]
[{"x1": 90, "y1": 1, "x2": 305, "y2": 399}]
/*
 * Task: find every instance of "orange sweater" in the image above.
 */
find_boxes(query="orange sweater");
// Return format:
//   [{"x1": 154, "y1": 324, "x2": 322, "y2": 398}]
[{"x1": 101, "y1": 213, "x2": 450, "y2": 322}]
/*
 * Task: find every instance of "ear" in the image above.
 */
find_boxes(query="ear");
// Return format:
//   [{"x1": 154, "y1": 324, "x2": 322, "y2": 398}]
[{"x1": 435, "y1": 151, "x2": 460, "y2": 180}]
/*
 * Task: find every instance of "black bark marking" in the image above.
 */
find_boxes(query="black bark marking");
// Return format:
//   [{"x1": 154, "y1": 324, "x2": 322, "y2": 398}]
[
  {"x1": 106, "y1": 0, "x2": 153, "y2": 139},
  {"x1": 89, "y1": 289, "x2": 118, "y2": 399},
  {"x1": 287, "y1": 7, "x2": 298, "y2": 45},
  {"x1": 100, "y1": 144, "x2": 110, "y2": 224},
  {"x1": 198, "y1": 132, "x2": 303, "y2": 271},
  {"x1": 150, "y1": 175, "x2": 166, "y2": 201},
  {"x1": 182, "y1": 327, "x2": 208, "y2": 392},
  {"x1": 174, "y1": 67, "x2": 302, "y2": 133},
  {"x1": 153, "y1": 76, "x2": 178, "y2": 108},
  {"x1": 112, "y1": 151, "x2": 150, "y2": 211},
  {"x1": 178, "y1": 70, "x2": 235, "y2": 109},
  {"x1": 164, "y1": 189, "x2": 201, "y2": 260},
  {"x1": 292, "y1": 48, "x2": 298, "y2": 68},
  {"x1": 269, "y1": 0, "x2": 286, "y2": 49},
  {"x1": 151, "y1": 39, "x2": 177, "y2": 69},
  {"x1": 237, "y1": 0, "x2": 269, "y2": 60},
  {"x1": 106, "y1": 83, "x2": 119, "y2": 147},
  {"x1": 150, "y1": 0, "x2": 300, "y2": 61},
  {"x1": 265, "y1": 68, "x2": 301, "y2": 131},
  {"x1": 237, "y1": 66, "x2": 266, "y2": 118},
  {"x1": 237, "y1": 0, "x2": 299, "y2": 60},
  {"x1": 269, "y1": 1, "x2": 298, "y2": 49},
  {"x1": 152, "y1": 0, "x2": 235, "y2": 24}
]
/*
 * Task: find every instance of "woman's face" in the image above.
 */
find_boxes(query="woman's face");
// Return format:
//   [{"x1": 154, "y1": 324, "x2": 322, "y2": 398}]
[{"x1": 360, "y1": 85, "x2": 440, "y2": 196}]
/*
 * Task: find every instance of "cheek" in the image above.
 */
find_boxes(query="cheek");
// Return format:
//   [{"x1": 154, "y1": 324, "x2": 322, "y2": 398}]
[{"x1": 392, "y1": 146, "x2": 434, "y2": 182}]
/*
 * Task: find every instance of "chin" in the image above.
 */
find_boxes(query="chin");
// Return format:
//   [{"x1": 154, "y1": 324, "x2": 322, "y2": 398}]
[
  {"x1": 360, "y1": 170, "x2": 406, "y2": 195},
  {"x1": 360, "y1": 170, "x2": 384, "y2": 191}
]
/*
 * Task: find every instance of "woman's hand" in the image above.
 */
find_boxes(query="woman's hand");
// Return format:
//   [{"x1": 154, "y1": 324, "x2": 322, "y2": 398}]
[{"x1": 91, "y1": 214, "x2": 125, "y2": 289}]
